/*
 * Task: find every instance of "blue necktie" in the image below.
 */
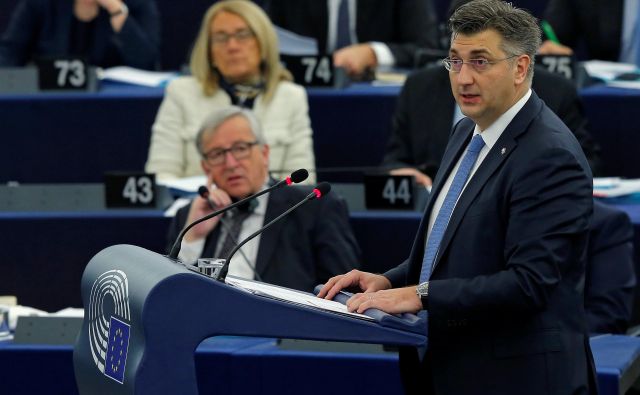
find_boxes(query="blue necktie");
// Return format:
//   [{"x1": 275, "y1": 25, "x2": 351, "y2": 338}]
[
  {"x1": 419, "y1": 134, "x2": 486, "y2": 283},
  {"x1": 335, "y1": 0, "x2": 351, "y2": 50}
]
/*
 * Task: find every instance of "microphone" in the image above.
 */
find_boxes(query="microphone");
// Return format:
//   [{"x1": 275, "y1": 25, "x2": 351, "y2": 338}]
[
  {"x1": 215, "y1": 182, "x2": 331, "y2": 283},
  {"x1": 167, "y1": 169, "x2": 309, "y2": 259},
  {"x1": 198, "y1": 185, "x2": 263, "y2": 281}
]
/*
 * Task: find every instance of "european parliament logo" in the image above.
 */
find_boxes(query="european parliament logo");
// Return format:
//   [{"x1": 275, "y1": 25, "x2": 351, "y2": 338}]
[
  {"x1": 88, "y1": 269, "x2": 132, "y2": 384},
  {"x1": 104, "y1": 316, "x2": 131, "y2": 383}
]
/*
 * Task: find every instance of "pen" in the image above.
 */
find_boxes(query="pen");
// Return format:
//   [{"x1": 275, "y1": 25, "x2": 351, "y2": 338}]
[{"x1": 541, "y1": 20, "x2": 560, "y2": 44}]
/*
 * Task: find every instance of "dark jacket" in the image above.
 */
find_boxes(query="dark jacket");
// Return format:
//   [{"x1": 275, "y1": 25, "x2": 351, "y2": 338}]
[
  {"x1": 264, "y1": 0, "x2": 439, "y2": 68},
  {"x1": 387, "y1": 92, "x2": 597, "y2": 394},
  {"x1": 0, "y1": 0, "x2": 160, "y2": 69},
  {"x1": 167, "y1": 186, "x2": 361, "y2": 293}
]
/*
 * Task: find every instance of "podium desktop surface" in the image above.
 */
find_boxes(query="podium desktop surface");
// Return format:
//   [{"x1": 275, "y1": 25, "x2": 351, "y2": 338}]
[
  {"x1": 0, "y1": 334, "x2": 636, "y2": 395},
  {"x1": 1, "y1": 81, "x2": 639, "y2": 184}
]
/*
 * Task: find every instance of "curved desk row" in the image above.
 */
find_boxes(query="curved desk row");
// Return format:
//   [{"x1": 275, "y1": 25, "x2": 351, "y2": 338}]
[{"x1": 1, "y1": 82, "x2": 638, "y2": 183}]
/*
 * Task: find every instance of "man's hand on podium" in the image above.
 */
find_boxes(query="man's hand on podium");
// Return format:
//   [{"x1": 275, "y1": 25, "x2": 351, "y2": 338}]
[
  {"x1": 318, "y1": 269, "x2": 391, "y2": 301},
  {"x1": 348, "y1": 286, "x2": 422, "y2": 315}
]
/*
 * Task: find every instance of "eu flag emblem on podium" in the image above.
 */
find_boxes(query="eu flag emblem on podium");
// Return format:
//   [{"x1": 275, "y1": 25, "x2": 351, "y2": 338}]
[{"x1": 104, "y1": 316, "x2": 131, "y2": 384}]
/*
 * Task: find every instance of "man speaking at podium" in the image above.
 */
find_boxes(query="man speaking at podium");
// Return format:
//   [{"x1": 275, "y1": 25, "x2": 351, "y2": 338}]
[
  {"x1": 319, "y1": 1, "x2": 597, "y2": 393},
  {"x1": 167, "y1": 106, "x2": 360, "y2": 293}
]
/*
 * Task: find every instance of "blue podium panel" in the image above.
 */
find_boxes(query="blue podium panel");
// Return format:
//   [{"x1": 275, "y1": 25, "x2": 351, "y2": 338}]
[
  {"x1": 231, "y1": 344, "x2": 403, "y2": 395},
  {"x1": 72, "y1": 245, "x2": 427, "y2": 394}
]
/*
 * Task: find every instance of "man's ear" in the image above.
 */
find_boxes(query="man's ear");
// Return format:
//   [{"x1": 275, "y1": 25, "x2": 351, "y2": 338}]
[
  {"x1": 201, "y1": 159, "x2": 211, "y2": 176},
  {"x1": 514, "y1": 54, "x2": 531, "y2": 85},
  {"x1": 261, "y1": 143, "x2": 270, "y2": 167}
]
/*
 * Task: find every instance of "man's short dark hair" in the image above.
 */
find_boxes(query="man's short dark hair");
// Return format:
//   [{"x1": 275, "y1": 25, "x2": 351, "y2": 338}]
[{"x1": 449, "y1": 0, "x2": 542, "y2": 81}]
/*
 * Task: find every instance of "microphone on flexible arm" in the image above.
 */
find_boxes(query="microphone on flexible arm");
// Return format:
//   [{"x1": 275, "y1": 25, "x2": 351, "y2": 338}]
[
  {"x1": 215, "y1": 182, "x2": 332, "y2": 283},
  {"x1": 198, "y1": 185, "x2": 263, "y2": 282},
  {"x1": 167, "y1": 169, "x2": 309, "y2": 260}
]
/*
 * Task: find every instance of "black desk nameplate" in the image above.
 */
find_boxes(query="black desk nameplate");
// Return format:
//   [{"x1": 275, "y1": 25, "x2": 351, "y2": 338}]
[
  {"x1": 37, "y1": 57, "x2": 90, "y2": 91},
  {"x1": 105, "y1": 173, "x2": 156, "y2": 208},
  {"x1": 281, "y1": 54, "x2": 347, "y2": 87},
  {"x1": 364, "y1": 174, "x2": 414, "y2": 210},
  {"x1": 538, "y1": 55, "x2": 575, "y2": 80}
]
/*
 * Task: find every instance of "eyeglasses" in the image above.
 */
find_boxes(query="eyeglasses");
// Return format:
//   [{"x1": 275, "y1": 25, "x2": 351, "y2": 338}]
[
  {"x1": 442, "y1": 55, "x2": 517, "y2": 72},
  {"x1": 210, "y1": 29, "x2": 255, "y2": 46},
  {"x1": 203, "y1": 141, "x2": 259, "y2": 166}
]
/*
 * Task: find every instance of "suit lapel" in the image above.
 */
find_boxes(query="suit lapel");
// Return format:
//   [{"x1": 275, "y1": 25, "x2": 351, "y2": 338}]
[
  {"x1": 254, "y1": 192, "x2": 289, "y2": 277},
  {"x1": 430, "y1": 93, "x2": 544, "y2": 273}
]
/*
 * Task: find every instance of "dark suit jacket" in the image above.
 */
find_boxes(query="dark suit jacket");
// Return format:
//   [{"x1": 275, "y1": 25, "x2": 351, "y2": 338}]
[
  {"x1": 587, "y1": 200, "x2": 636, "y2": 334},
  {"x1": 264, "y1": 0, "x2": 439, "y2": 68},
  {"x1": 544, "y1": 0, "x2": 624, "y2": 61},
  {"x1": 383, "y1": 65, "x2": 603, "y2": 178},
  {"x1": 385, "y1": 92, "x2": 597, "y2": 394},
  {"x1": 0, "y1": 0, "x2": 160, "y2": 69},
  {"x1": 167, "y1": 186, "x2": 361, "y2": 293}
]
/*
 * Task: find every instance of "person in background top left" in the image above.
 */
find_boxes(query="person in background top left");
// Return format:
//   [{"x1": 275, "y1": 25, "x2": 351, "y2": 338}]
[
  {"x1": 0, "y1": 0, "x2": 160, "y2": 70},
  {"x1": 146, "y1": 0, "x2": 316, "y2": 183}
]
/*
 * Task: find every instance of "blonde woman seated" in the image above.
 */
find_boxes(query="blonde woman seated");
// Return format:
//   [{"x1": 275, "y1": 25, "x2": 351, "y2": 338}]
[{"x1": 146, "y1": 0, "x2": 315, "y2": 183}]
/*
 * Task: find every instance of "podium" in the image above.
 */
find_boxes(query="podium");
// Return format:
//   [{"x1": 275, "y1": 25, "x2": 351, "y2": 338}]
[{"x1": 73, "y1": 245, "x2": 427, "y2": 394}]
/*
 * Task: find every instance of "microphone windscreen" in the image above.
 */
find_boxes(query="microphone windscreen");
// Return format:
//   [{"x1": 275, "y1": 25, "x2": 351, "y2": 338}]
[
  {"x1": 197, "y1": 186, "x2": 209, "y2": 198},
  {"x1": 314, "y1": 182, "x2": 331, "y2": 198},
  {"x1": 290, "y1": 169, "x2": 309, "y2": 184}
]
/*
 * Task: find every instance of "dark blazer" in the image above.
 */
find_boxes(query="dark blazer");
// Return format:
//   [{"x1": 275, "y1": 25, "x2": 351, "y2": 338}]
[
  {"x1": 0, "y1": 0, "x2": 160, "y2": 69},
  {"x1": 385, "y1": 92, "x2": 597, "y2": 394},
  {"x1": 264, "y1": 0, "x2": 439, "y2": 68},
  {"x1": 383, "y1": 65, "x2": 603, "y2": 178},
  {"x1": 544, "y1": 0, "x2": 624, "y2": 61},
  {"x1": 587, "y1": 200, "x2": 636, "y2": 334},
  {"x1": 167, "y1": 186, "x2": 361, "y2": 293}
]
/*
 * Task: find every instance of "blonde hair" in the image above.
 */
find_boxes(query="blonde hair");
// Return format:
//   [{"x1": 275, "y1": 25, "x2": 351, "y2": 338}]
[{"x1": 189, "y1": 0, "x2": 292, "y2": 102}]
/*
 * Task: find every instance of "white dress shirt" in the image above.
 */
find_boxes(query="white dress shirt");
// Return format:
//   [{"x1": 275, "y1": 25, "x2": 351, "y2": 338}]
[
  {"x1": 326, "y1": 0, "x2": 395, "y2": 66},
  {"x1": 179, "y1": 182, "x2": 271, "y2": 280}
]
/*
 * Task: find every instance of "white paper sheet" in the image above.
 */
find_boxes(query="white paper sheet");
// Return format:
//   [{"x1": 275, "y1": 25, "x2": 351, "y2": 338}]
[
  {"x1": 98, "y1": 66, "x2": 178, "y2": 87},
  {"x1": 225, "y1": 276, "x2": 374, "y2": 321}
]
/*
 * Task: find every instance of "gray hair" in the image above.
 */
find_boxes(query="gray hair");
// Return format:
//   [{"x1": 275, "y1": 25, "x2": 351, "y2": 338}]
[
  {"x1": 449, "y1": 0, "x2": 541, "y2": 82},
  {"x1": 195, "y1": 106, "x2": 266, "y2": 155}
]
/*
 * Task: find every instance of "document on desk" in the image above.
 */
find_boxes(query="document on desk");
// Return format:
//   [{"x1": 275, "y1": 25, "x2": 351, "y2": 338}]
[
  {"x1": 225, "y1": 277, "x2": 374, "y2": 321},
  {"x1": 593, "y1": 178, "x2": 640, "y2": 198}
]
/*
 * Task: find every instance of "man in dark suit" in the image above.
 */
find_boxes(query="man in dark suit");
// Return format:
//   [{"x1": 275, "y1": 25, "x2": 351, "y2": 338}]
[
  {"x1": 383, "y1": 64, "x2": 603, "y2": 185},
  {"x1": 167, "y1": 106, "x2": 361, "y2": 293},
  {"x1": 319, "y1": 1, "x2": 596, "y2": 393},
  {"x1": 540, "y1": 0, "x2": 633, "y2": 63},
  {"x1": 264, "y1": 0, "x2": 439, "y2": 76},
  {"x1": 0, "y1": 0, "x2": 160, "y2": 69},
  {"x1": 587, "y1": 200, "x2": 636, "y2": 334}
]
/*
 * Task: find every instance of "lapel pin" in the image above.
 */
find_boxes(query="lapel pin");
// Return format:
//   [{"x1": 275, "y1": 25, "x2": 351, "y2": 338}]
[{"x1": 501, "y1": 147, "x2": 506, "y2": 155}]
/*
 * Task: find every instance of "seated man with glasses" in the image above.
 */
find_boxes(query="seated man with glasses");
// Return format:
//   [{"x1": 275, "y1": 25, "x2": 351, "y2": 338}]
[{"x1": 166, "y1": 106, "x2": 361, "y2": 292}]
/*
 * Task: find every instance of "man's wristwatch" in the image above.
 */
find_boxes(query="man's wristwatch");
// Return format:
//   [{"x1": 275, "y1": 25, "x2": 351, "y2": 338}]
[
  {"x1": 110, "y1": 3, "x2": 129, "y2": 17},
  {"x1": 416, "y1": 281, "x2": 429, "y2": 309}
]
